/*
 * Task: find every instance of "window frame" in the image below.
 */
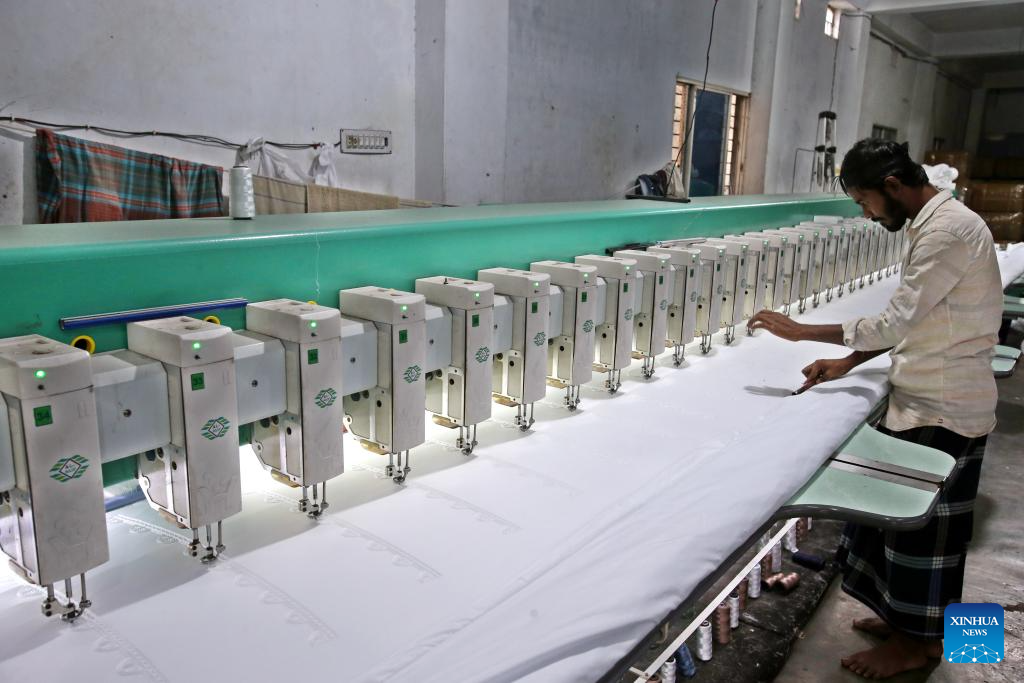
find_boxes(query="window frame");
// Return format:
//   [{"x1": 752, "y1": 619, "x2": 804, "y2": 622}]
[{"x1": 672, "y1": 78, "x2": 749, "y2": 197}]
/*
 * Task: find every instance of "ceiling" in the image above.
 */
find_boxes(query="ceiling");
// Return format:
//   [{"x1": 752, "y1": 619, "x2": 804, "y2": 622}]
[{"x1": 913, "y1": 1, "x2": 1024, "y2": 32}]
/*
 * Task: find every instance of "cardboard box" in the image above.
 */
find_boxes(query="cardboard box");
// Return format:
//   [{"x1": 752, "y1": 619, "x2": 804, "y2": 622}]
[
  {"x1": 979, "y1": 211, "x2": 1024, "y2": 243},
  {"x1": 968, "y1": 181, "x2": 1024, "y2": 213},
  {"x1": 973, "y1": 157, "x2": 996, "y2": 179},
  {"x1": 924, "y1": 149, "x2": 972, "y2": 180},
  {"x1": 993, "y1": 158, "x2": 1024, "y2": 180}
]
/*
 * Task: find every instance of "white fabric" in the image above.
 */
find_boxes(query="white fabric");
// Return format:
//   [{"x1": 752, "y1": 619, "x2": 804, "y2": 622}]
[
  {"x1": 997, "y1": 242, "x2": 1024, "y2": 289},
  {"x1": 922, "y1": 163, "x2": 958, "y2": 191},
  {"x1": 0, "y1": 261, "x2": 1011, "y2": 681}
]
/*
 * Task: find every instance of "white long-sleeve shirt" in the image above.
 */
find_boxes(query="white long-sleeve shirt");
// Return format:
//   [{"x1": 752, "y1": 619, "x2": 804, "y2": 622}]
[{"x1": 841, "y1": 190, "x2": 1002, "y2": 437}]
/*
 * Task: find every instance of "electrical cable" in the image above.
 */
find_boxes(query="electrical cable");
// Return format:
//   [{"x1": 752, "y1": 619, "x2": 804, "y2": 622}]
[{"x1": 1, "y1": 115, "x2": 326, "y2": 150}]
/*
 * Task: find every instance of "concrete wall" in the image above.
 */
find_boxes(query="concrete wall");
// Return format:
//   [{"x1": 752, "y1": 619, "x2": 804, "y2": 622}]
[
  {"x1": 757, "y1": 0, "x2": 869, "y2": 194},
  {"x1": 930, "y1": 72, "x2": 973, "y2": 151},
  {"x1": 0, "y1": 0, "x2": 981, "y2": 219},
  {"x1": 0, "y1": 0, "x2": 418, "y2": 223},
  {"x1": 474, "y1": 0, "x2": 757, "y2": 203},
  {"x1": 857, "y1": 33, "x2": 937, "y2": 160}
]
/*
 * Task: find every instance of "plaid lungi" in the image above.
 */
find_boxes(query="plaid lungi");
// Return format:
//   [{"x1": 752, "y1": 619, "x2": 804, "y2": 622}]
[
  {"x1": 36, "y1": 128, "x2": 224, "y2": 222},
  {"x1": 836, "y1": 425, "x2": 987, "y2": 640}
]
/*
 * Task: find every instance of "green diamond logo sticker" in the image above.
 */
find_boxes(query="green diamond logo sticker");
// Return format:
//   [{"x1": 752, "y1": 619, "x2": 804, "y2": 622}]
[
  {"x1": 315, "y1": 388, "x2": 338, "y2": 408},
  {"x1": 49, "y1": 454, "x2": 89, "y2": 483},
  {"x1": 533, "y1": 332, "x2": 546, "y2": 347},
  {"x1": 659, "y1": 299, "x2": 668, "y2": 311},
  {"x1": 582, "y1": 320, "x2": 594, "y2": 333},
  {"x1": 474, "y1": 347, "x2": 491, "y2": 364},
  {"x1": 403, "y1": 365, "x2": 422, "y2": 384},
  {"x1": 201, "y1": 416, "x2": 231, "y2": 440},
  {"x1": 623, "y1": 308, "x2": 633, "y2": 321}
]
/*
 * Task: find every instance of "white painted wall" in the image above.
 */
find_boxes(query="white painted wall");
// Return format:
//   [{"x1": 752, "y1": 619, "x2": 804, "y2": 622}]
[
  {"x1": 0, "y1": 0, "x2": 417, "y2": 223},
  {"x1": 857, "y1": 33, "x2": 937, "y2": 160},
  {"x1": 760, "y1": 0, "x2": 866, "y2": 194},
  {"x1": 931, "y1": 72, "x2": 973, "y2": 150},
  {"x1": 448, "y1": 0, "x2": 758, "y2": 204},
  {"x1": 0, "y1": 0, "x2": 988, "y2": 219}
]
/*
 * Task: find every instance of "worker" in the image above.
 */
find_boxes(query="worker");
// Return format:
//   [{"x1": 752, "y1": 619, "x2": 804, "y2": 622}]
[{"x1": 748, "y1": 139, "x2": 1001, "y2": 679}]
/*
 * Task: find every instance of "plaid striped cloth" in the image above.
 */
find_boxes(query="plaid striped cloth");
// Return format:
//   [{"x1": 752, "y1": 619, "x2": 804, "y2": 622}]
[
  {"x1": 35, "y1": 128, "x2": 225, "y2": 223},
  {"x1": 836, "y1": 425, "x2": 987, "y2": 640}
]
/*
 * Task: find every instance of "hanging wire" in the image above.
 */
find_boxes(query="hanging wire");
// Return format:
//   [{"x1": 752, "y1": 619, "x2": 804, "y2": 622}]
[{"x1": 1, "y1": 115, "x2": 327, "y2": 150}]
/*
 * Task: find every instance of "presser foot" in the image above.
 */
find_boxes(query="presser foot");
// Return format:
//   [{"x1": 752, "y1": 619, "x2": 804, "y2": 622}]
[
  {"x1": 700, "y1": 336, "x2": 711, "y2": 355},
  {"x1": 457, "y1": 426, "x2": 478, "y2": 455},
  {"x1": 672, "y1": 347, "x2": 684, "y2": 367},
  {"x1": 514, "y1": 405, "x2": 534, "y2": 432},
  {"x1": 641, "y1": 356, "x2": 655, "y2": 378},
  {"x1": 724, "y1": 327, "x2": 735, "y2": 345}
]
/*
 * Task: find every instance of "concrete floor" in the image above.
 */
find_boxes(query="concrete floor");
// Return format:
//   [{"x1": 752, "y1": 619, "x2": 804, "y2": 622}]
[{"x1": 778, "y1": 335, "x2": 1024, "y2": 682}]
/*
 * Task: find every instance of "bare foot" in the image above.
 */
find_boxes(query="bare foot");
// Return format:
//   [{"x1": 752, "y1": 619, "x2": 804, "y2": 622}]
[
  {"x1": 840, "y1": 633, "x2": 931, "y2": 679},
  {"x1": 852, "y1": 617, "x2": 892, "y2": 639}
]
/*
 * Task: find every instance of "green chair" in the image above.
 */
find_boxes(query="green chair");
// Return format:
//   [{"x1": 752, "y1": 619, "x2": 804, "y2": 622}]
[{"x1": 777, "y1": 423, "x2": 955, "y2": 531}]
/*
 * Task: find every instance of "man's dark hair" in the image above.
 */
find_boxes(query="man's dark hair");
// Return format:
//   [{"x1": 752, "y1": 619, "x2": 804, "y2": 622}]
[{"x1": 839, "y1": 139, "x2": 929, "y2": 193}]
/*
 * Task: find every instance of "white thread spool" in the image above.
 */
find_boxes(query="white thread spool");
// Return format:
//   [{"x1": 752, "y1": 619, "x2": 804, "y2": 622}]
[
  {"x1": 747, "y1": 563, "x2": 762, "y2": 599},
  {"x1": 230, "y1": 165, "x2": 255, "y2": 219},
  {"x1": 771, "y1": 541, "x2": 783, "y2": 573},
  {"x1": 659, "y1": 658, "x2": 677, "y2": 683},
  {"x1": 784, "y1": 523, "x2": 799, "y2": 553},
  {"x1": 729, "y1": 592, "x2": 740, "y2": 629},
  {"x1": 806, "y1": 516, "x2": 813, "y2": 531},
  {"x1": 696, "y1": 620, "x2": 713, "y2": 661}
]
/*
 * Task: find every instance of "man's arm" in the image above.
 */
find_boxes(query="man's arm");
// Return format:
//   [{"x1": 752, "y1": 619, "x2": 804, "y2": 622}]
[
  {"x1": 748, "y1": 229, "x2": 970, "y2": 350},
  {"x1": 795, "y1": 347, "x2": 892, "y2": 393}
]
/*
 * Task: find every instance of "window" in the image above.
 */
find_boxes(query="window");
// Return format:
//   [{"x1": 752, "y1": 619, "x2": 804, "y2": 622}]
[
  {"x1": 825, "y1": 5, "x2": 841, "y2": 39},
  {"x1": 871, "y1": 124, "x2": 897, "y2": 141},
  {"x1": 672, "y1": 79, "x2": 749, "y2": 196}
]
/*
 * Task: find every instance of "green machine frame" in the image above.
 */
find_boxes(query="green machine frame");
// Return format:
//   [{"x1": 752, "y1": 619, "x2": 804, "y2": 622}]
[{"x1": 0, "y1": 193, "x2": 859, "y2": 485}]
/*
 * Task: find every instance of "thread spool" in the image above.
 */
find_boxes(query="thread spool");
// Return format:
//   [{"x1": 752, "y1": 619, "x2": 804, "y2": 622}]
[
  {"x1": 229, "y1": 165, "x2": 255, "y2": 219},
  {"x1": 761, "y1": 553, "x2": 772, "y2": 578},
  {"x1": 771, "y1": 541, "x2": 783, "y2": 573},
  {"x1": 696, "y1": 621, "x2": 714, "y2": 661},
  {"x1": 713, "y1": 602, "x2": 731, "y2": 645},
  {"x1": 796, "y1": 517, "x2": 807, "y2": 542},
  {"x1": 778, "y1": 571, "x2": 801, "y2": 593},
  {"x1": 784, "y1": 524, "x2": 799, "y2": 553},
  {"x1": 763, "y1": 572, "x2": 785, "y2": 590},
  {"x1": 738, "y1": 577, "x2": 749, "y2": 610},
  {"x1": 676, "y1": 644, "x2": 697, "y2": 678},
  {"x1": 659, "y1": 658, "x2": 677, "y2": 683},
  {"x1": 747, "y1": 563, "x2": 762, "y2": 599},
  {"x1": 729, "y1": 592, "x2": 740, "y2": 629},
  {"x1": 806, "y1": 516, "x2": 813, "y2": 531},
  {"x1": 792, "y1": 550, "x2": 826, "y2": 571}
]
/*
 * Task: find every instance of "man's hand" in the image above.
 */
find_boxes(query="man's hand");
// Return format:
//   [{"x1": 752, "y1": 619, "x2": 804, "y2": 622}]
[
  {"x1": 795, "y1": 357, "x2": 856, "y2": 394},
  {"x1": 747, "y1": 311, "x2": 808, "y2": 341}
]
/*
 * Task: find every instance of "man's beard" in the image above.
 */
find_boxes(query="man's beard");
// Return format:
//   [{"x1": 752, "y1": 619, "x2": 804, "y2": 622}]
[{"x1": 880, "y1": 193, "x2": 908, "y2": 232}]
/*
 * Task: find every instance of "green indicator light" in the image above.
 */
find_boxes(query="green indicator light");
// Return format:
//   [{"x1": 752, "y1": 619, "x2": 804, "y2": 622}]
[
  {"x1": 533, "y1": 282, "x2": 539, "y2": 288},
  {"x1": 474, "y1": 292, "x2": 480, "y2": 299},
  {"x1": 192, "y1": 342, "x2": 202, "y2": 350},
  {"x1": 583, "y1": 273, "x2": 589, "y2": 279},
  {"x1": 625, "y1": 266, "x2": 631, "y2": 271},
  {"x1": 310, "y1": 321, "x2": 318, "y2": 329},
  {"x1": 401, "y1": 305, "x2": 408, "y2": 312},
  {"x1": 35, "y1": 369, "x2": 46, "y2": 379}
]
